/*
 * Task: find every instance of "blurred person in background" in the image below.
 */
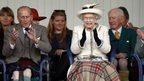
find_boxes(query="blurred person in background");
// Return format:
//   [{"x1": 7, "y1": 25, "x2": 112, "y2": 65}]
[
  {"x1": 118, "y1": 6, "x2": 138, "y2": 31},
  {"x1": 0, "y1": 6, "x2": 15, "y2": 81},
  {"x1": 0, "y1": 6, "x2": 15, "y2": 32},
  {"x1": 0, "y1": 6, "x2": 15, "y2": 55},
  {"x1": 31, "y1": 8, "x2": 46, "y2": 25}
]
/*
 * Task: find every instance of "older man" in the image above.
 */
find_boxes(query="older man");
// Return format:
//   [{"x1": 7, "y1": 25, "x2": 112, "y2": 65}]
[
  {"x1": 2, "y1": 6, "x2": 51, "y2": 81},
  {"x1": 108, "y1": 8, "x2": 137, "y2": 81}
]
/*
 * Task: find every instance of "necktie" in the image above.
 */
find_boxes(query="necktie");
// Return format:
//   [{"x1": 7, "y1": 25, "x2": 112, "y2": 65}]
[{"x1": 115, "y1": 31, "x2": 119, "y2": 40}]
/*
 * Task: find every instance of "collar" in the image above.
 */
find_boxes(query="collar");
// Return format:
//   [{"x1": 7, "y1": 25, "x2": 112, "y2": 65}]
[
  {"x1": 112, "y1": 26, "x2": 122, "y2": 35},
  {"x1": 23, "y1": 25, "x2": 32, "y2": 34}
]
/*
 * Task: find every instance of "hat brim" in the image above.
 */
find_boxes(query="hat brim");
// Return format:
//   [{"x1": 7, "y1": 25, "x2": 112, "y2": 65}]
[
  {"x1": 78, "y1": 9, "x2": 102, "y2": 20},
  {"x1": 33, "y1": 17, "x2": 47, "y2": 21}
]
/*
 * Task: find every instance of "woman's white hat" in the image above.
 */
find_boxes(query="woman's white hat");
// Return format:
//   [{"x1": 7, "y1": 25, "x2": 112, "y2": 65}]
[{"x1": 78, "y1": 3, "x2": 102, "y2": 20}]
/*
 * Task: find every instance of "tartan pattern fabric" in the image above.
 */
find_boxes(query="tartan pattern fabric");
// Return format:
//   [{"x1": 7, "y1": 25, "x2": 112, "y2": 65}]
[
  {"x1": 67, "y1": 61, "x2": 120, "y2": 81},
  {"x1": 17, "y1": 58, "x2": 36, "y2": 70}
]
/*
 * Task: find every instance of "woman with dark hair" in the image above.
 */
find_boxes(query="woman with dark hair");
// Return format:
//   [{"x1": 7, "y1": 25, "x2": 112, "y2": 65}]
[
  {"x1": 0, "y1": 6, "x2": 15, "y2": 55},
  {"x1": 0, "y1": 6, "x2": 15, "y2": 31},
  {"x1": 47, "y1": 10, "x2": 73, "y2": 81},
  {"x1": 0, "y1": 6, "x2": 15, "y2": 54},
  {"x1": 118, "y1": 6, "x2": 129, "y2": 26},
  {"x1": 118, "y1": 6, "x2": 138, "y2": 31},
  {"x1": 0, "y1": 6, "x2": 15, "y2": 81}
]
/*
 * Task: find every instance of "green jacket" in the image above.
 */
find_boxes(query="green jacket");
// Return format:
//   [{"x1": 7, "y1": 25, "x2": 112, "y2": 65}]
[{"x1": 109, "y1": 27, "x2": 137, "y2": 58}]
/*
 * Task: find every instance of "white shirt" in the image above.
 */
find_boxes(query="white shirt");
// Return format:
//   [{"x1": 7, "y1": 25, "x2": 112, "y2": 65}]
[{"x1": 112, "y1": 26, "x2": 122, "y2": 37}]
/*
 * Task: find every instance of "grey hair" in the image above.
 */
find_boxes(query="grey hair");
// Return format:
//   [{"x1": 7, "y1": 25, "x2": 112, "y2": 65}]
[{"x1": 108, "y1": 8, "x2": 124, "y2": 19}]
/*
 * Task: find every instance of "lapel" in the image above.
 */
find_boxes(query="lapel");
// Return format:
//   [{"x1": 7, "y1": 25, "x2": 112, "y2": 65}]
[
  {"x1": 16, "y1": 24, "x2": 39, "y2": 47},
  {"x1": 109, "y1": 29, "x2": 118, "y2": 49},
  {"x1": 109, "y1": 29, "x2": 115, "y2": 42},
  {"x1": 29, "y1": 24, "x2": 39, "y2": 47},
  {"x1": 119, "y1": 27, "x2": 127, "y2": 43},
  {"x1": 15, "y1": 24, "x2": 25, "y2": 46}
]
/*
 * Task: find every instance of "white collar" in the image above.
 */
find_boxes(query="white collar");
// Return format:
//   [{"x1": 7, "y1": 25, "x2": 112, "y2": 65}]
[
  {"x1": 23, "y1": 25, "x2": 32, "y2": 34},
  {"x1": 112, "y1": 26, "x2": 122, "y2": 35}
]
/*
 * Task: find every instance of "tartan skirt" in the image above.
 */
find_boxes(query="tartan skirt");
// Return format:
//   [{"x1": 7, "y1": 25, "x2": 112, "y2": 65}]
[{"x1": 67, "y1": 61, "x2": 120, "y2": 81}]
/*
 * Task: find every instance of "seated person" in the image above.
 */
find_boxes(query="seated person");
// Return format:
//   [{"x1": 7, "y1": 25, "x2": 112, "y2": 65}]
[
  {"x1": 108, "y1": 8, "x2": 137, "y2": 81},
  {"x1": 2, "y1": 6, "x2": 51, "y2": 81},
  {"x1": 135, "y1": 27, "x2": 144, "y2": 63},
  {"x1": 0, "y1": 6, "x2": 15, "y2": 81},
  {"x1": 67, "y1": 3, "x2": 120, "y2": 81},
  {"x1": 47, "y1": 10, "x2": 73, "y2": 81},
  {"x1": 0, "y1": 6, "x2": 15, "y2": 58}
]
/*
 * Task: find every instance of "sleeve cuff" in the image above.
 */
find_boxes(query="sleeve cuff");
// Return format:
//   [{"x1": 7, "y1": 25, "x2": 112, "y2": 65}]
[
  {"x1": 78, "y1": 40, "x2": 85, "y2": 49},
  {"x1": 97, "y1": 40, "x2": 103, "y2": 48},
  {"x1": 9, "y1": 43, "x2": 15, "y2": 49},
  {"x1": 35, "y1": 37, "x2": 40, "y2": 48}
]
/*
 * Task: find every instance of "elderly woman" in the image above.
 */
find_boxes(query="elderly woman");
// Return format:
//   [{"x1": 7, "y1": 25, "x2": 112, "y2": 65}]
[{"x1": 67, "y1": 3, "x2": 120, "y2": 81}]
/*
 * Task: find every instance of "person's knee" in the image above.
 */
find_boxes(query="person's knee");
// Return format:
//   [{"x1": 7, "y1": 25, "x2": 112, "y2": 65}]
[
  {"x1": 23, "y1": 68, "x2": 32, "y2": 78},
  {"x1": 11, "y1": 71, "x2": 19, "y2": 80},
  {"x1": 118, "y1": 58, "x2": 128, "y2": 70}
]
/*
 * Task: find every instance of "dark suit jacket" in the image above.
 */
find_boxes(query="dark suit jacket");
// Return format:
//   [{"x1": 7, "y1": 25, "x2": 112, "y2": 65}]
[
  {"x1": 108, "y1": 27, "x2": 137, "y2": 59},
  {"x1": 2, "y1": 23, "x2": 51, "y2": 64}
]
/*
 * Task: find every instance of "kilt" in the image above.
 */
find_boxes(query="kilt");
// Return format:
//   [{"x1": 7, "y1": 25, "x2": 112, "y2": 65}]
[{"x1": 67, "y1": 61, "x2": 120, "y2": 81}]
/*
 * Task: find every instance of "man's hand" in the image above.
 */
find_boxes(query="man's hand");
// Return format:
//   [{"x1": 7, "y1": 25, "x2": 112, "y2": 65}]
[
  {"x1": 10, "y1": 28, "x2": 19, "y2": 45},
  {"x1": 26, "y1": 27, "x2": 37, "y2": 43}
]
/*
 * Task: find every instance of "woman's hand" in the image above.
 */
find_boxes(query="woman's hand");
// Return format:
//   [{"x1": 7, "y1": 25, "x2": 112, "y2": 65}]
[
  {"x1": 55, "y1": 49, "x2": 66, "y2": 56},
  {"x1": 116, "y1": 53, "x2": 127, "y2": 59}
]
